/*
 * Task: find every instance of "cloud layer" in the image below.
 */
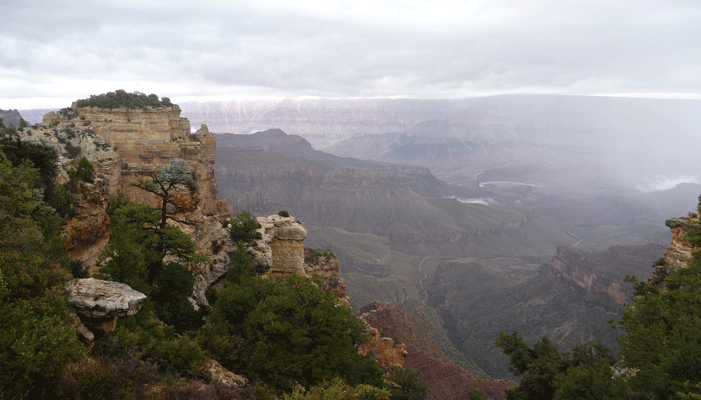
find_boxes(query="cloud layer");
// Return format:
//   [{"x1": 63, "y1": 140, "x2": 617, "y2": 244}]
[{"x1": 2, "y1": 0, "x2": 700, "y2": 108}]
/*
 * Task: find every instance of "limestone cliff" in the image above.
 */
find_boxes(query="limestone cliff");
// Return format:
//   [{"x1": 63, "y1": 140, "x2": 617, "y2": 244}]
[
  {"x1": 649, "y1": 212, "x2": 701, "y2": 290},
  {"x1": 17, "y1": 104, "x2": 229, "y2": 269},
  {"x1": 32, "y1": 105, "x2": 226, "y2": 217},
  {"x1": 16, "y1": 100, "x2": 348, "y2": 310}
]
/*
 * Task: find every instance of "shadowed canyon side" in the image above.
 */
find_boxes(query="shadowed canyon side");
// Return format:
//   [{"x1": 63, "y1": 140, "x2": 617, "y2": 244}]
[
  {"x1": 0, "y1": 109, "x2": 23, "y2": 128},
  {"x1": 424, "y1": 243, "x2": 666, "y2": 379},
  {"x1": 359, "y1": 302, "x2": 515, "y2": 400}
]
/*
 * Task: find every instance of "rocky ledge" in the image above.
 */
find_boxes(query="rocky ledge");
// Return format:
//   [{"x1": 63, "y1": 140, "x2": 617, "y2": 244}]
[
  {"x1": 67, "y1": 278, "x2": 147, "y2": 345},
  {"x1": 67, "y1": 278, "x2": 147, "y2": 319}
]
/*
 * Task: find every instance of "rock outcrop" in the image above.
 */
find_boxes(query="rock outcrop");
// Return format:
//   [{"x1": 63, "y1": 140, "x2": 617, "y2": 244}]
[
  {"x1": 17, "y1": 104, "x2": 230, "y2": 272},
  {"x1": 67, "y1": 278, "x2": 147, "y2": 319},
  {"x1": 358, "y1": 302, "x2": 408, "y2": 370},
  {"x1": 188, "y1": 214, "x2": 314, "y2": 304},
  {"x1": 260, "y1": 214, "x2": 308, "y2": 277},
  {"x1": 70, "y1": 105, "x2": 225, "y2": 217},
  {"x1": 304, "y1": 248, "x2": 350, "y2": 307},
  {"x1": 67, "y1": 278, "x2": 147, "y2": 343},
  {"x1": 208, "y1": 359, "x2": 248, "y2": 389},
  {"x1": 62, "y1": 177, "x2": 111, "y2": 269},
  {"x1": 649, "y1": 215, "x2": 701, "y2": 289}
]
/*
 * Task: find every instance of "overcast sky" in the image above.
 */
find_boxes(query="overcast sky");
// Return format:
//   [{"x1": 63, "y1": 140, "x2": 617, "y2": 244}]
[{"x1": 1, "y1": 0, "x2": 700, "y2": 108}]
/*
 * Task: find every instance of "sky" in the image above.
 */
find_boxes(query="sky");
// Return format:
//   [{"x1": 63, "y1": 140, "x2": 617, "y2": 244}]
[{"x1": 1, "y1": 0, "x2": 700, "y2": 109}]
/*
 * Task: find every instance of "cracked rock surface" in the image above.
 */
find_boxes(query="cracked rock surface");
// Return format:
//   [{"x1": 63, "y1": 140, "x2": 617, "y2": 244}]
[{"x1": 67, "y1": 278, "x2": 147, "y2": 319}]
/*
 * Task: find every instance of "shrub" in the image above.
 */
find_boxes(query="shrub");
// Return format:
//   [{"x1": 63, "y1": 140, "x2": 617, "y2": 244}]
[
  {"x1": 67, "y1": 157, "x2": 95, "y2": 185},
  {"x1": 64, "y1": 142, "x2": 81, "y2": 159},
  {"x1": 278, "y1": 210, "x2": 290, "y2": 217},
  {"x1": 229, "y1": 210, "x2": 262, "y2": 243}
]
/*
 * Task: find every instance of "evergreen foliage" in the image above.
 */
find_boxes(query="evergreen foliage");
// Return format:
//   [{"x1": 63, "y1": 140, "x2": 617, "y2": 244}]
[
  {"x1": 211, "y1": 270, "x2": 385, "y2": 391},
  {"x1": 387, "y1": 367, "x2": 429, "y2": 400},
  {"x1": 0, "y1": 149, "x2": 85, "y2": 398},
  {"x1": 230, "y1": 209, "x2": 262, "y2": 243},
  {"x1": 68, "y1": 157, "x2": 95, "y2": 184},
  {"x1": 284, "y1": 378, "x2": 391, "y2": 399},
  {"x1": 75, "y1": 90, "x2": 173, "y2": 109},
  {"x1": 495, "y1": 333, "x2": 621, "y2": 400}
]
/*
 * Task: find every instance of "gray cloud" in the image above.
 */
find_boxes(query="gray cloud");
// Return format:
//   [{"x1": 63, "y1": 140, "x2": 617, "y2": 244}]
[{"x1": 1, "y1": 0, "x2": 700, "y2": 108}]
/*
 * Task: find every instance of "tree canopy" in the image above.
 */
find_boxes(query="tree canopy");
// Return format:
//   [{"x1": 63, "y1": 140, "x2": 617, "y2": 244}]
[
  {"x1": 75, "y1": 90, "x2": 173, "y2": 109},
  {"x1": 0, "y1": 149, "x2": 84, "y2": 398},
  {"x1": 211, "y1": 272, "x2": 385, "y2": 391}
]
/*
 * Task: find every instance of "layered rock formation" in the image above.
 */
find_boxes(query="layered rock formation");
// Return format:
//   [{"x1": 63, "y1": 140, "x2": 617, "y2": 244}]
[
  {"x1": 358, "y1": 302, "x2": 408, "y2": 370},
  {"x1": 32, "y1": 105, "x2": 226, "y2": 217},
  {"x1": 67, "y1": 278, "x2": 147, "y2": 344},
  {"x1": 649, "y1": 213, "x2": 701, "y2": 289},
  {"x1": 261, "y1": 214, "x2": 307, "y2": 277},
  {"x1": 16, "y1": 105, "x2": 231, "y2": 272}
]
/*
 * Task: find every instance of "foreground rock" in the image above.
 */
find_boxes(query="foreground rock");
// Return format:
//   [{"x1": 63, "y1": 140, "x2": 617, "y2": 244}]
[
  {"x1": 67, "y1": 278, "x2": 147, "y2": 318},
  {"x1": 67, "y1": 278, "x2": 147, "y2": 342}
]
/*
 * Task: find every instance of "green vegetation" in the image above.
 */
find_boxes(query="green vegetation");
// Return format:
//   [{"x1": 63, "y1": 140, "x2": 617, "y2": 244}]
[
  {"x1": 68, "y1": 157, "x2": 95, "y2": 184},
  {"x1": 0, "y1": 148, "x2": 85, "y2": 398},
  {"x1": 278, "y1": 210, "x2": 290, "y2": 217},
  {"x1": 211, "y1": 270, "x2": 386, "y2": 391},
  {"x1": 305, "y1": 248, "x2": 337, "y2": 265},
  {"x1": 386, "y1": 367, "x2": 429, "y2": 400},
  {"x1": 75, "y1": 89, "x2": 173, "y2": 109},
  {"x1": 284, "y1": 378, "x2": 391, "y2": 399},
  {"x1": 230, "y1": 209, "x2": 262, "y2": 243}
]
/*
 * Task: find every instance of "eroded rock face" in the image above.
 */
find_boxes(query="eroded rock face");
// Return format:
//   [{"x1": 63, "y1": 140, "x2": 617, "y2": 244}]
[
  {"x1": 358, "y1": 302, "x2": 408, "y2": 370},
  {"x1": 67, "y1": 278, "x2": 147, "y2": 319},
  {"x1": 259, "y1": 215, "x2": 308, "y2": 277},
  {"x1": 304, "y1": 249, "x2": 349, "y2": 307},
  {"x1": 649, "y1": 216, "x2": 701, "y2": 289},
  {"x1": 62, "y1": 177, "x2": 110, "y2": 267}
]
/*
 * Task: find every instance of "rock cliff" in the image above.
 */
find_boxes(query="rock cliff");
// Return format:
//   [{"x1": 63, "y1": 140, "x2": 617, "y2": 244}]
[
  {"x1": 15, "y1": 99, "x2": 348, "y2": 310},
  {"x1": 17, "y1": 104, "x2": 229, "y2": 269},
  {"x1": 30, "y1": 105, "x2": 226, "y2": 218},
  {"x1": 649, "y1": 211, "x2": 701, "y2": 289}
]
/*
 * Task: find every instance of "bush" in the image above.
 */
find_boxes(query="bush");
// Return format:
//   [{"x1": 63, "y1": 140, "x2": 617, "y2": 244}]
[
  {"x1": 64, "y1": 142, "x2": 81, "y2": 159},
  {"x1": 229, "y1": 210, "x2": 262, "y2": 243},
  {"x1": 53, "y1": 355, "x2": 161, "y2": 400},
  {"x1": 212, "y1": 274, "x2": 384, "y2": 391},
  {"x1": 74, "y1": 157, "x2": 95, "y2": 183},
  {"x1": 278, "y1": 210, "x2": 290, "y2": 217},
  {"x1": 387, "y1": 367, "x2": 429, "y2": 400}
]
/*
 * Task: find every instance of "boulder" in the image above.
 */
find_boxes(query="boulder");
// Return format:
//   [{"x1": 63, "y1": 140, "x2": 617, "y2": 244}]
[{"x1": 67, "y1": 278, "x2": 147, "y2": 319}]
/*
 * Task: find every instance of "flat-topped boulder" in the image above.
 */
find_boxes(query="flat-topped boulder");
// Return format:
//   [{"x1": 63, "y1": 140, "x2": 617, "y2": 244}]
[{"x1": 67, "y1": 278, "x2": 147, "y2": 319}]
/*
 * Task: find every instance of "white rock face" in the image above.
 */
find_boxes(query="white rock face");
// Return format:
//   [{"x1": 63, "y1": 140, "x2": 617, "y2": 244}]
[{"x1": 67, "y1": 278, "x2": 147, "y2": 319}]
